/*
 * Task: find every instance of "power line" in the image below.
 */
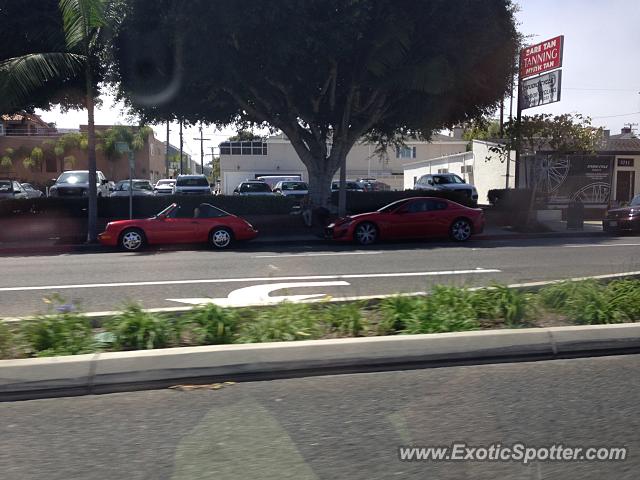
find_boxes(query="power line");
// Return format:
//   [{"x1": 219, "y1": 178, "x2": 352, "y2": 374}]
[{"x1": 592, "y1": 111, "x2": 640, "y2": 119}]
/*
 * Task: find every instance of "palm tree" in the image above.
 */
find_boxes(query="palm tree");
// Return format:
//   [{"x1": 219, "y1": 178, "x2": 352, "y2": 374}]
[{"x1": 0, "y1": 0, "x2": 110, "y2": 242}]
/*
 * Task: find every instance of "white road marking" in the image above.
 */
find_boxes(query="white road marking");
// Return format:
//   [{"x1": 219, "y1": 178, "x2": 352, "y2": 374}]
[
  {"x1": 0, "y1": 268, "x2": 501, "y2": 292},
  {"x1": 254, "y1": 251, "x2": 383, "y2": 259},
  {"x1": 167, "y1": 281, "x2": 351, "y2": 306},
  {"x1": 563, "y1": 243, "x2": 640, "y2": 248}
]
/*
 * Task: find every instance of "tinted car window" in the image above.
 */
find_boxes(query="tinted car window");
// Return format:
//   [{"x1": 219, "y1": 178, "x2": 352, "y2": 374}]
[
  {"x1": 282, "y1": 182, "x2": 308, "y2": 190},
  {"x1": 0, "y1": 180, "x2": 12, "y2": 191},
  {"x1": 177, "y1": 177, "x2": 209, "y2": 187},
  {"x1": 240, "y1": 182, "x2": 272, "y2": 192}
]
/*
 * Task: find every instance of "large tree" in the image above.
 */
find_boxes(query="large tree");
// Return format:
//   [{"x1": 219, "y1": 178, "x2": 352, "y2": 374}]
[
  {"x1": 0, "y1": 0, "x2": 114, "y2": 242},
  {"x1": 114, "y1": 0, "x2": 518, "y2": 210}
]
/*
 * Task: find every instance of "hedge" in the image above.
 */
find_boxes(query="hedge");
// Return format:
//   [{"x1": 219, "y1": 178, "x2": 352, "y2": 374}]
[
  {"x1": 0, "y1": 195, "x2": 297, "y2": 218},
  {"x1": 487, "y1": 188, "x2": 533, "y2": 209},
  {"x1": 0, "y1": 190, "x2": 475, "y2": 219}
]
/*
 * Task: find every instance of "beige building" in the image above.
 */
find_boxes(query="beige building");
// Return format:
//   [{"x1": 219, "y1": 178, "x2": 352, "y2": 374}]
[{"x1": 219, "y1": 133, "x2": 468, "y2": 194}]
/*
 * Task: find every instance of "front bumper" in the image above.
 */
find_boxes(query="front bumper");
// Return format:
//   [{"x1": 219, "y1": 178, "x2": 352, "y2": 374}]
[
  {"x1": 97, "y1": 231, "x2": 117, "y2": 246},
  {"x1": 603, "y1": 218, "x2": 640, "y2": 233},
  {"x1": 325, "y1": 224, "x2": 352, "y2": 241}
]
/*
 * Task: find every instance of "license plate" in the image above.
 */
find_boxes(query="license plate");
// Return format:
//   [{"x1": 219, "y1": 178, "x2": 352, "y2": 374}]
[{"x1": 608, "y1": 221, "x2": 618, "y2": 227}]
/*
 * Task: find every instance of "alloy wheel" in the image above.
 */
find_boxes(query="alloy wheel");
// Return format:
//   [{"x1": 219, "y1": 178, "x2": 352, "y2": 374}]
[
  {"x1": 211, "y1": 229, "x2": 232, "y2": 248},
  {"x1": 355, "y1": 223, "x2": 377, "y2": 245},
  {"x1": 121, "y1": 230, "x2": 143, "y2": 251},
  {"x1": 451, "y1": 220, "x2": 472, "y2": 241}
]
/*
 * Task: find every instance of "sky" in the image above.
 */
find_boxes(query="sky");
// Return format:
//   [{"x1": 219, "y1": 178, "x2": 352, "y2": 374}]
[{"x1": 36, "y1": 0, "x2": 640, "y2": 161}]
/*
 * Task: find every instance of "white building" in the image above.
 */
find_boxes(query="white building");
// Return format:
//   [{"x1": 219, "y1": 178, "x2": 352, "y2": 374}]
[
  {"x1": 403, "y1": 140, "x2": 516, "y2": 205},
  {"x1": 219, "y1": 133, "x2": 468, "y2": 195}
]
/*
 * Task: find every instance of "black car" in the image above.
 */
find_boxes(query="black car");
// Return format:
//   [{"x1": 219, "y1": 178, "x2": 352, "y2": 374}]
[{"x1": 603, "y1": 195, "x2": 640, "y2": 233}]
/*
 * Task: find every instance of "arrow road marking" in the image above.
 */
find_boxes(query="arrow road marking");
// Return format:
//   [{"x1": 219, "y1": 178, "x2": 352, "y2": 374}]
[{"x1": 167, "y1": 281, "x2": 351, "y2": 307}]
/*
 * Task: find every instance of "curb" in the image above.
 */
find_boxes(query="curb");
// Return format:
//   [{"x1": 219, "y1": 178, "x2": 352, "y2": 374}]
[
  {"x1": 0, "y1": 230, "x2": 607, "y2": 255},
  {"x1": 2, "y1": 323, "x2": 640, "y2": 402}
]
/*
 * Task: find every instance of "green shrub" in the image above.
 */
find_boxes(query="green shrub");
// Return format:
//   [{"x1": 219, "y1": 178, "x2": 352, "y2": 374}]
[
  {"x1": 547, "y1": 281, "x2": 629, "y2": 325},
  {"x1": 236, "y1": 302, "x2": 322, "y2": 343},
  {"x1": 0, "y1": 320, "x2": 14, "y2": 359},
  {"x1": 378, "y1": 296, "x2": 423, "y2": 334},
  {"x1": 403, "y1": 286, "x2": 480, "y2": 334},
  {"x1": 605, "y1": 280, "x2": 640, "y2": 320},
  {"x1": 105, "y1": 305, "x2": 176, "y2": 350},
  {"x1": 473, "y1": 285, "x2": 533, "y2": 326},
  {"x1": 184, "y1": 304, "x2": 239, "y2": 345},
  {"x1": 20, "y1": 314, "x2": 95, "y2": 357},
  {"x1": 321, "y1": 302, "x2": 367, "y2": 336}
]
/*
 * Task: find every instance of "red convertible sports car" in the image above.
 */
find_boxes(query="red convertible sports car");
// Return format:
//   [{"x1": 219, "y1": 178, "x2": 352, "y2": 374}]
[
  {"x1": 326, "y1": 197, "x2": 484, "y2": 245},
  {"x1": 98, "y1": 203, "x2": 258, "y2": 251}
]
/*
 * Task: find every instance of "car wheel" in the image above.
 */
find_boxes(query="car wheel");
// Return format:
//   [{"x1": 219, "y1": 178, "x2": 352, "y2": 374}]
[
  {"x1": 450, "y1": 218, "x2": 472, "y2": 242},
  {"x1": 210, "y1": 227, "x2": 233, "y2": 249},
  {"x1": 120, "y1": 228, "x2": 145, "y2": 251},
  {"x1": 354, "y1": 222, "x2": 378, "y2": 245}
]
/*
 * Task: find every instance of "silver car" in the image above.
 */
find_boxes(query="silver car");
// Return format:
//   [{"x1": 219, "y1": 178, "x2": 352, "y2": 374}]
[
  {"x1": 414, "y1": 173, "x2": 478, "y2": 202},
  {"x1": 154, "y1": 179, "x2": 176, "y2": 195},
  {"x1": 174, "y1": 175, "x2": 212, "y2": 195},
  {"x1": 273, "y1": 180, "x2": 308, "y2": 199},
  {"x1": 0, "y1": 179, "x2": 28, "y2": 200},
  {"x1": 109, "y1": 179, "x2": 155, "y2": 197},
  {"x1": 21, "y1": 183, "x2": 44, "y2": 198}
]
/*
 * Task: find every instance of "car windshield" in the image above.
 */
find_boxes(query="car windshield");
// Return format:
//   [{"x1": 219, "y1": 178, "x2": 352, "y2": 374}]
[
  {"x1": 0, "y1": 180, "x2": 12, "y2": 191},
  {"x1": 630, "y1": 195, "x2": 640, "y2": 206},
  {"x1": 57, "y1": 172, "x2": 88, "y2": 184},
  {"x1": 176, "y1": 177, "x2": 209, "y2": 187},
  {"x1": 433, "y1": 175, "x2": 464, "y2": 184},
  {"x1": 282, "y1": 182, "x2": 307, "y2": 191},
  {"x1": 155, "y1": 204, "x2": 177, "y2": 217},
  {"x1": 116, "y1": 181, "x2": 152, "y2": 191},
  {"x1": 241, "y1": 182, "x2": 271, "y2": 192},
  {"x1": 378, "y1": 199, "x2": 410, "y2": 213}
]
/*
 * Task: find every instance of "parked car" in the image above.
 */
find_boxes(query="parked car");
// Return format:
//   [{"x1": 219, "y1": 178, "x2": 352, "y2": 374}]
[
  {"x1": 326, "y1": 196, "x2": 484, "y2": 245},
  {"x1": 414, "y1": 173, "x2": 478, "y2": 203},
  {"x1": 48, "y1": 170, "x2": 110, "y2": 197},
  {"x1": 0, "y1": 179, "x2": 28, "y2": 200},
  {"x1": 107, "y1": 181, "x2": 117, "y2": 193},
  {"x1": 154, "y1": 178, "x2": 176, "y2": 195},
  {"x1": 173, "y1": 175, "x2": 211, "y2": 195},
  {"x1": 233, "y1": 180, "x2": 276, "y2": 196},
  {"x1": 109, "y1": 179, "x2": 155, "y2": 197},
  {"x1": 256, "y1": 175, "x2": 302, "y2": 190},
  {"x1": 603, "y1": 195, "x2": 640, "y2": 234},
  {"x1": 20, "y1": 183, "x2": 44, "y2": 198},
  {"x1": 98, "y1": 202, "x2": 258, "y2": 251},
  {"x1": 331, "y1": 181, "x2": 365, "y2": 192},
  {"x1": 273, "y1": 180, "x2": 309, "y2": 198},
  {"x1": 356, "y1": 178, "x2": 391, "y2": 192}
]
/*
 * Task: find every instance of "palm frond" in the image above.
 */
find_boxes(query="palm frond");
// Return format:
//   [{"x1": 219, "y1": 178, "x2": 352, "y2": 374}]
[
  {"x1": 0, "y1": 53, "x2": 86, "y2": 103},
  {"x1": 59, "y1": 0, "x2": 106, "y2": 50}
]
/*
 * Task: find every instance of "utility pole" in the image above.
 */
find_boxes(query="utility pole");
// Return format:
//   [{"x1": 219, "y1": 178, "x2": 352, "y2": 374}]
[
  {"x1": 193, "y1": 123, "x2": 211, "y2": 174},
  {"x1": 179, "y1": 119, "x2": 184, "y2": 174},
  {"x1": 506, "y1": 74, "x2": 515, "y2": 189},
  {"x1": 165, "y1": 121, "x2": 170, "y2": 178},
  {"x1": 499, "y1": 98, "x2": 504, "y2": 138}
]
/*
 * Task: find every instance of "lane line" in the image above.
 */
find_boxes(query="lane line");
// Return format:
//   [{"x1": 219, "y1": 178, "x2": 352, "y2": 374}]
[
  {"x1": 0, "y1": 268, "x2": 501, "y2": 293},
  {"x1": 563, "y1": 243, "x2": 640, "y2": 248},
  {"x1": 6, "y1": 270, "x2": 640, "y2": 322},
  {"x1": 254, "y1": 251, "x2": 383, "y2": 258}
]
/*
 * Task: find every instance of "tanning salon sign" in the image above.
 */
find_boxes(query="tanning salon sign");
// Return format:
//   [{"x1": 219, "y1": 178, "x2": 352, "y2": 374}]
[
  {"x1": 521, "y1": 70, "x2": 562, "y2": 109},
  {"x1": 520, "y1": 36, "x2": 564, "y2": 78}
]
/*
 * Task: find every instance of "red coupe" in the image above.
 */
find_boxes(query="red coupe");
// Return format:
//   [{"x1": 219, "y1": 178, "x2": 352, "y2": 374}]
[
  {"x1": 326, "y1": 197, "x2": 484, "y2": 245},
  {"x1": 98, "y1": 203, "x2": 258, "y2": 251}
]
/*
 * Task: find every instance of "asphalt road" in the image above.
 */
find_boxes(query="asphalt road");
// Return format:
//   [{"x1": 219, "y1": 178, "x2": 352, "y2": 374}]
[
  {"x1": 1, "y1": 354, "x2": 638, "y2": 479},
  {"x1": 2, "y1": 236, "x2": 640, "y2": 316}
]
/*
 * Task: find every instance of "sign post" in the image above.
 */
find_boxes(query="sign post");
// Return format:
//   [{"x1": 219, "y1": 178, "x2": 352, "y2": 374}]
[{"x1": 515, "y1": 35, "x2": 564, "y2": 187}]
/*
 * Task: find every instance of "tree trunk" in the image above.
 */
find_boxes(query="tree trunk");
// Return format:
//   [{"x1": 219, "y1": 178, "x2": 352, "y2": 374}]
[
  {"x1": 338, "y1": 154, "x2": 347, "y2": 217},
  {"x1": 306, "y1": 162, "x2": 337, "y2": 211},
  {"x1": 86, "y1": 64, "x2": 98, "y2": 243}
]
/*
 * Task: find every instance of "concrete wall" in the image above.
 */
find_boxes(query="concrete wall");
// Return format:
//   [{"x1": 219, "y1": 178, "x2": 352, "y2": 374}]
[{"x1": 471, "y1": 140, "x2": 515, "y2": 204}]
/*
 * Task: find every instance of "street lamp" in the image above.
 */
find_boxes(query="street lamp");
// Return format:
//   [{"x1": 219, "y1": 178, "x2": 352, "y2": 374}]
[{"x1": 115, "y1": 141, "x2": 134, "y2": 220}]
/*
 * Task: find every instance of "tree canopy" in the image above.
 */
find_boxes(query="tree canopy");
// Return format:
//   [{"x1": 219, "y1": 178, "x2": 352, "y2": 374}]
[{"x1": 114, "y1": 0, "x2": 519, "y2": 206}]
